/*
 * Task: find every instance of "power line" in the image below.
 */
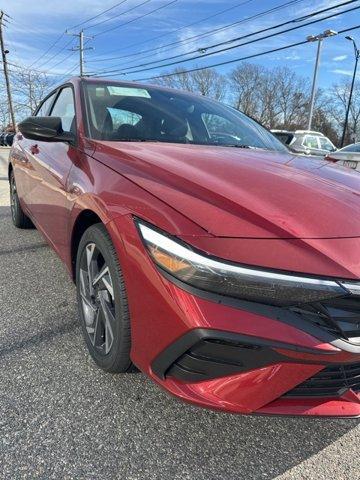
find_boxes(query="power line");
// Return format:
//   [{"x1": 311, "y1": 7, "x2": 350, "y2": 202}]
[
  {"x1": 24, "y1": 1, "x2": 131, "y2": 69},
  {"x1": 27, "y1": 33, "x2": 65, "y2": 68},
  {"x1": 46, "y1": 47, "x2": 78, "y2": 71},
  {"x1": 3, "y1": 17, "x2": 50, "y2": 41},
  {"x1": 91, "y1": 1, "x2": 358, "y2": 76},
  {"x1": 7, "y1": 61, "x2": 65, "y2": 76},
  {"x1": 57, "y1": 63, "x2": 80, "y2": 81},
  {"x1": 89, "y1": 0, "x2": 304, "y2": 63},
  {"x1": 107, "y1": 40, "x2": 311, "y2": 80},
  {"x1": 36, "y1": 37, "x2": 76, "y2": 69},
  {"x1": 92, "y1": 0, "x2": 355, "y2": 75},
  {"x1": 128, "y1": 23, "x2": 360, "y2": 82},
  {"x1": 84, "y1": 0, "x2": 152, "y2": 31},
  {"x1": 92, "y1": 0, "x2": 179, "y2": 37},
  {"x1": 69, "y1": 0, "x2": 130, "y2": 30}
]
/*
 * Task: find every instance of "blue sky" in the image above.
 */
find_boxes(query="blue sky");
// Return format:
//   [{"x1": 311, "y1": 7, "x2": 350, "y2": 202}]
[{"x1": 3, "y1": 0, "x2": 360, "y2": 88}]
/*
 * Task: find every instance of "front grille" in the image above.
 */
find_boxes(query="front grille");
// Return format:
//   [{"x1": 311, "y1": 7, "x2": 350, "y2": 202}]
[
  {"x1": 285, "y1": 362, "x2": 360, "y2": 397},
  {"x1": 291, "y1": 296, "x2": 360, "y2": 344}
]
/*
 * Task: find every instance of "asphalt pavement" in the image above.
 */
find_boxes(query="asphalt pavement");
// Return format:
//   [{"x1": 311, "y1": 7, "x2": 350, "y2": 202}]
[{"x1": 0, "y1": 147, "x2": 359, "y2": 480}]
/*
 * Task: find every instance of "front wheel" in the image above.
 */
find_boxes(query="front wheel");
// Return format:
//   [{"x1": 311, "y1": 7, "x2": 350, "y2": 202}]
[
  {"x1": 76, "y1": 223, "x2": 134, "y2": 373},
  {"x1": 9, "y1": 170, "x2": 33, "y2": 229}
]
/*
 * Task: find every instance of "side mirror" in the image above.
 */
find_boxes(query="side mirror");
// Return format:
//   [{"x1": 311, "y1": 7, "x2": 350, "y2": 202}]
[{"x1": 18, "y1": 116, "x2": 75, "y2": 144}]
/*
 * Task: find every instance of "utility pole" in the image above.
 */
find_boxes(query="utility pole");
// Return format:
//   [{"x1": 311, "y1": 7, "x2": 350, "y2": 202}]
[
  {"x1": 307, "y1": 29, "x2": 337, "y2": 131},
  {"x1": 0, "y1": 11, "x2": 16, "y2": 128},
  {"x1": 79, "y1": 30, "x2": 84, "y2": 77},
  {"x1": 66, "y1": 30, "x2": 93, "y2": 77},
  {"x1": 340, "y1": 36, "x2": 360, "y2": 148}
]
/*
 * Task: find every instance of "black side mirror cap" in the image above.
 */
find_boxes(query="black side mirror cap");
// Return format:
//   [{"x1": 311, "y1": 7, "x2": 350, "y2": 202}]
[{"x1": 18, "y1": 116, "x2": 75, "y2": 145}]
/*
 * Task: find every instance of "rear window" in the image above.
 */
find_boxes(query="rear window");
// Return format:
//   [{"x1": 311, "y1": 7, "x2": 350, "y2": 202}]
[{"x1": 273, "y1": 133, "x2": 294, "y2": 145}]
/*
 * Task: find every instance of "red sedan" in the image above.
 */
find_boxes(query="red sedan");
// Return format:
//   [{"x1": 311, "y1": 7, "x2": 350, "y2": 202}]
[{"x1": 9, "y1": 77, "x2": 360, "y2": 417}]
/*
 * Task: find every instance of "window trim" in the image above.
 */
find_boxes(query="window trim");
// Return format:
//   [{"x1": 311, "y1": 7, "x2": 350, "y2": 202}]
[
  {"x1": 318, "y1": 136, "x2": 335, "y2": 151},
  {"x1": 48, "y1": 83, "x2": 78, "y2": 145},
  {"x1": 34, "y1": 89, "x2": 59, "y2": 117}
]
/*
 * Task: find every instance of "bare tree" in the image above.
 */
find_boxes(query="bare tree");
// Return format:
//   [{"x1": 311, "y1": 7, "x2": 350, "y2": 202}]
[
  {"x1": 327, "y1": 81, "x2": 360, "y2": 144},
  {"x1": 229, "y1": 63, "x2": 263, "y2": 118},
  {"x1": 11, "y1": 68, "x2": 54, "y2": 118},
  {"x1": 0, "y1": 100, "x2": 9, "y2": 130},
  {"x1": 154, "y1": 67, "x2": 227, "y2": 101},
  {"x1": 229, "y1": 63, "x2": 284, "y2": 127},
  {"x1": 229, "y1": 63, "x2": 330, "y2": 132},
  {"x1": 272, "y1": 67, "x2": 309, "y2": 128}
]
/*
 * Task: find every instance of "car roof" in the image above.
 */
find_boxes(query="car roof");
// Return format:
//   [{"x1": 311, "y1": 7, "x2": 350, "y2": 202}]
[
  {"x1": 271, "y1": 130, "x2": 293, "y2": 134},
  {"x1": 294, "y1": 130, "x2": 324, "y2": 136},
  {"x1": 66, "y1": 76, "x2": 206, "y2": 100},
  {"x1": 271, "y1": 129, "x2": 325, "y2": 136}
]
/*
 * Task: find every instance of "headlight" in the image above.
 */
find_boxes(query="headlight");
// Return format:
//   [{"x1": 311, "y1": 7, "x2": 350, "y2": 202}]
[{"x1": 137, "y1": 221, "x2": 351, "y2": 307}]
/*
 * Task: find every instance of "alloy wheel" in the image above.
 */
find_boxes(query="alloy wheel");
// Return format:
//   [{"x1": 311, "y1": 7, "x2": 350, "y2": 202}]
[{"x1": 79, "y1": 242, "x2": 116, "y2": 356}]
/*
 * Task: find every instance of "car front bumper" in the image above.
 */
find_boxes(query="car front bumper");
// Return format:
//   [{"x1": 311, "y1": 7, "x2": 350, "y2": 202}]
[
  {"x1": 152, "y1": 327, "x2": 360, "y2": 418},
  {"x1": 109, "y1": 215, "x2": 360, "y2": 418}
]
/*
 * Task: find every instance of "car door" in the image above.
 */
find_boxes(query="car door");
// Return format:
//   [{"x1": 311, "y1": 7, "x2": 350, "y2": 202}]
[
  {"x1": 24, "y1": 86, "x2": 78, "y2": 256},
  {"x1": 302, "y1": 135, "x2": 324, "y2": 156},
  {"x1": 318, "y1": 136, "x2": 336, "y2": 157},
  {"x1": 14, "y1": 91, "x2": 58, "y2": 206}
]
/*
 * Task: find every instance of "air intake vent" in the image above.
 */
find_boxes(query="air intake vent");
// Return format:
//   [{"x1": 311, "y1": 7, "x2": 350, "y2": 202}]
[
  {"x1": 285, "y1": 362, "x2": 360, "y2": 397},
  {"x1": 291, "y1": 296, "x2": 360, "y2": 344}
]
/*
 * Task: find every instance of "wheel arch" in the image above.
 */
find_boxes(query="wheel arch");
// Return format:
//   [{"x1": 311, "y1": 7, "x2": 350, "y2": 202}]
[
  {"x1": 70, "y1": 209, "x2": 104, "y2": 281},
  {"x1": 8, "y1": 162, "x2": 13, "y2": 180}
]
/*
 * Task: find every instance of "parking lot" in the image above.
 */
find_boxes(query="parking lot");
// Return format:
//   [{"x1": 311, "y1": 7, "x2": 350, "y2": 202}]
[{"x1": 0, "y1": 147, "x2": 359, "y2": 479}]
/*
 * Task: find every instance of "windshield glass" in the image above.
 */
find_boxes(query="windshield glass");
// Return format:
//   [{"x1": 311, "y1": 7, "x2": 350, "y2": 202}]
[
  {"x1": 84, "y1": 82, "x2": 287, "y2": 152},
  {"x1": 341, "y1": 143, "x2": 360, "y2": 153}
]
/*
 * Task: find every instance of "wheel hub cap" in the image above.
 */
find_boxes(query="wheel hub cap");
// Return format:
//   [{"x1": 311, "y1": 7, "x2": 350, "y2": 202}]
[{"x1": 79, "y1": 243, "x2": 115, "y2": 355}]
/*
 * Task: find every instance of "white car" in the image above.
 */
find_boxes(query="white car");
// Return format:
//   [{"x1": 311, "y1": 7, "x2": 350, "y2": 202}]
[
  {"x1": 271, "y1": 129, "x2": 336, "y2": 156},
  {"x1": 325, "y1": 142, "x2": 360, "y2": 171}
]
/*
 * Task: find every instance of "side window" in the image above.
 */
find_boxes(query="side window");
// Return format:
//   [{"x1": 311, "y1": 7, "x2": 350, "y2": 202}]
[
  {"x1": 50, "y1": 87, "x2": 75, "y2": 133},
  {"x1": 36, "y1": 92, "x2": 57, "y2": 117},
  {"x1": 319, "y1": 137, "x2": 334, "y2": 151},
  {"x1": 303, "y1": 135, "x2": 319, "y2": 149}
]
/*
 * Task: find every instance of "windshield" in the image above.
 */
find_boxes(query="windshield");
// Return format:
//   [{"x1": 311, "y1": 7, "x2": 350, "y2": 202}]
[
  {"x1": 341, "y1": 143, "x2": 360, "y2": 153},
  {"x1": 84, "y1": 82, "x2": 287, "y2": 152}
]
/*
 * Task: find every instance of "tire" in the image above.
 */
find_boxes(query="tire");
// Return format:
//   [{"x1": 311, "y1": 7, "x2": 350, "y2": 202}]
[
  {"x1": 9, "y1": 170, "x2": 34, "y2": 229},
  {"x1": 76, "y1": 223, "x2": 135, "y2": 373}
]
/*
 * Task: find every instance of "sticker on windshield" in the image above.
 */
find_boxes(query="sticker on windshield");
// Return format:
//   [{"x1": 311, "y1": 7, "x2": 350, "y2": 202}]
[{"x1": 107, "y1": 86, "x2": 151, "y2": 98}]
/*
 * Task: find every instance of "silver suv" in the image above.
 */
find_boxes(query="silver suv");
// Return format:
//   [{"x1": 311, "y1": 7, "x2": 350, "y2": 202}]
[{"x1": 271, "y1": 130, "x2": 336, "y2": 156}]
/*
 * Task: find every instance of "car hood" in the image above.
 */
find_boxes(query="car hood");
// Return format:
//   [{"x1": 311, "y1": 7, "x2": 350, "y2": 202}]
[{"x1": 93, "y1": 142, "x2": 360, "y2": 239}]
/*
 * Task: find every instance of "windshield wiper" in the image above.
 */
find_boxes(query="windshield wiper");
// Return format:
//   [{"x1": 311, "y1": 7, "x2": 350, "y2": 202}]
[
  {"x1": 215, "y1": 144, "x2": 265, "y2": 149},
  {"x1": 224, "y1": 144, "x2": 252, "y2": 148},
  {"x1": 117, "y1": 138, "x2": 159, "y2": 142}
]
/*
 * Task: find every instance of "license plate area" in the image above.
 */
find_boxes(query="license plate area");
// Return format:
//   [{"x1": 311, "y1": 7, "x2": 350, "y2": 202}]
[{"x1": 343, "y1": 160, "x2": 358, "y2": 169}]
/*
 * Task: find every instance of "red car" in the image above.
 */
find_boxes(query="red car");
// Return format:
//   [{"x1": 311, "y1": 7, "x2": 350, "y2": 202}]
[{"x1": 9, "y1": 77, "x2": 360, "y2": 418}]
